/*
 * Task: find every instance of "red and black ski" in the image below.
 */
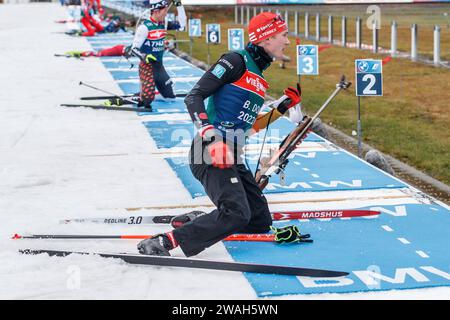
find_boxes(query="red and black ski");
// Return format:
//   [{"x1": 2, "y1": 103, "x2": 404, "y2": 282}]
[{"x1": 60, "y1": 209, "x2": 380, "y2": 225}]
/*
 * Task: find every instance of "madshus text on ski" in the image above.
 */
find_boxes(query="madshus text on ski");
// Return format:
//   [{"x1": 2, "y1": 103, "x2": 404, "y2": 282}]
[{"x1": 21, "y1": 0, "x2": 363, "y2": 277}]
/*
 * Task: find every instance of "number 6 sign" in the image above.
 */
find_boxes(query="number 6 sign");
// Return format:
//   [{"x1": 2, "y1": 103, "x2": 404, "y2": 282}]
[
  {"x1": 206, "y1": 24, "x2": 221, "y2": 44},
  {"x1": 355, "y1": 59, "x2": 383, "y2": 96},
  {"x1": 296, "y1": 45, "x2": 319, "y2": 75}
]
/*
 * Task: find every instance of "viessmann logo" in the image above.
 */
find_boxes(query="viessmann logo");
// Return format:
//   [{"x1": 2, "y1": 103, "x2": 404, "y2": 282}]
[
  {"x1": 233, "y1": 71, "x2": 268, "y2": 98},
  {"x1": 147, "y1": 29, "x2": 166, "y2": 40}
]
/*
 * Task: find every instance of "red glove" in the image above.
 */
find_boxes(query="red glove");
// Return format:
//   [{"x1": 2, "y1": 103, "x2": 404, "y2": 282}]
[
  {"x1": 284, "y1": 83, "x2": 302, "y2": 106},
  {"x1": 208, "y1": 141, "x2": 234, "y2": 169},
  {"x1": 277, "y1": 83, "x2": 302, "y2": 114}
]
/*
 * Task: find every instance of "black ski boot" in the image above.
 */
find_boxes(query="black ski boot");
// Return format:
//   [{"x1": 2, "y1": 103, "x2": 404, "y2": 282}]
[
  {"x1": 171, "y1": 211, "x2": 207, "y2": 228},
  {"x1": 137, "y1": 98, "x2": 153, "y2": 111},
  {"x1": 137, "y1": 234, "x2": 173, "y2": 256}
]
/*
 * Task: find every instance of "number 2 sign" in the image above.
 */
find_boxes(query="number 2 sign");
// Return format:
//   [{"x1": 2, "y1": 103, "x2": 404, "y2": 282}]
[
  {"x1": 296, "y1": 45, "x2": 319, "y2": 76},
  {"x1": 355, "y1": 59, "x2": 383, "y2": 96}
]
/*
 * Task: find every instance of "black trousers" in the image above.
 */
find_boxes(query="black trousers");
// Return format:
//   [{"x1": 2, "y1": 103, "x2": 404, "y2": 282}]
[
  {"x1": 154, "y1": 61, "x2": 175, "y2": 99},
  {"x1": 172, "y1": 139, "x2": 272, "y2": 257}
]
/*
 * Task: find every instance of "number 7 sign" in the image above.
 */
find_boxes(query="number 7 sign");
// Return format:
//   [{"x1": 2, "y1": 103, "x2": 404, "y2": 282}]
[
  {"x1": 355, "y1": 59, "x2": 383, "y2": 96},
  {"x1": 296, "y1": 45, "x2": 319, "y2": 75},
  {"x1": 189, "y1": 19, "x2": 202, "y2": 37}
]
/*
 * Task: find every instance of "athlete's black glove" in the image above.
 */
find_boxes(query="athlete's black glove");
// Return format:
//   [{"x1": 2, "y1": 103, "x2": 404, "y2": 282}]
[
  {"x1": 123, "y1": 45, "x2": 133, "y2": 58},
  {"x1": 270, "y1": 225, "x2": 312, "y2": 243}
]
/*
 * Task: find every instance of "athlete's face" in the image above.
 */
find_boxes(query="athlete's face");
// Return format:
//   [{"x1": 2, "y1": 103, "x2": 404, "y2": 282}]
[
  {"x1": 260, "y1": 31, "x2": 290, "y2": 60},
  {"x1": 152, "y1": 6, "x2": 170, "y2": 22}
]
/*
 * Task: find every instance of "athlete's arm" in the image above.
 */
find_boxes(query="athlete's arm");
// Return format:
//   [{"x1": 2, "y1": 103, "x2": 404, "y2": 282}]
[
  {"x1": 251, "y1": 109, "x2": 284, "y2": 133},
  {"x1": 132, "y1": 24, "x2": 148, "y2": 50},
  {"x1": 185, "y1": 52, "x2": 245, "y2": 131},
  {"x1": 166, "y1": 5, "x2": 185, "y2": 30}
]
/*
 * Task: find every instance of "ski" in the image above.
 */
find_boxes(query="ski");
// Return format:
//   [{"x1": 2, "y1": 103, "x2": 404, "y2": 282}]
[
  {"x1": 80, "y1": 94, "x2": 138, "y2": 100},
  {"x1": 60, "y1": 103, "x2": 153, "y2": 112},
  {"x1": 60, "y1": 210, "x2": 380, "y2": 225},
  {"x1": 19, "y1": 249, "x2": 349, "y2": 277},
  {"x1": 54, "y1": 53, "x2": 83, "y2": 59},
  {"x1": 80, "y1": 93, "x2": 188, "y2": 100},
  {"x1": 13, "y1": 233, "x2": 281, "y2": 243}
]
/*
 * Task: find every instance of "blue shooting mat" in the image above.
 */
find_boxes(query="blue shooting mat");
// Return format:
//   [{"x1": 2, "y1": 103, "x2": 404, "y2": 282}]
[
  {"x1": 117, "y1": 80, "x2": 194, "y2": 97},
  {"x1": 99, "y1": 59, "x2": 140, "y2": 69},
  {"x1": 143, "y1": 118, "x2": 324, "y2": 149},
  {"x1": 165, "y1": 149, "x2": 407, "y2": 198},
  {"x1": 248, "y1": 150, "x2": 407, "y2": 193},
  {"x1": 136, "y1": 97, "x2": 187, "y2": 115},
  {"x1": 85, "y1": 33, "x2": 133, "y2": 41},
  {"x1": 224, "y1": 202, "x2": 450, "y2": 296},
  {"x1": 109, "y1": 66, "x2": 204, "y2": 80}
]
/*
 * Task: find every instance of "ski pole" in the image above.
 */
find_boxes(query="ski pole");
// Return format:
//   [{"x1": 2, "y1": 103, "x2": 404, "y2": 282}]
[{"x1": 79, "y1": 81, "x2": 138, "y2": 105}]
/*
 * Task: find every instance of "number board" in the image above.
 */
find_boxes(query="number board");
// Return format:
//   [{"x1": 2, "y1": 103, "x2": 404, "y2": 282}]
[
  {"x1": 228, "y1": 28, "x2": 244, "y2": 51},
  {"x1": 296, "y1": 45, "x2": 319, "y2": 75},
  {"x1": 206, "y1": 24, "x2": 221, "y2": 44},
  {"x1": 355, "y1": 59, "x2": 383, "y2": 96},
  {"x1": 188, "y1": 19, "x2": 202, "y2": 37}
]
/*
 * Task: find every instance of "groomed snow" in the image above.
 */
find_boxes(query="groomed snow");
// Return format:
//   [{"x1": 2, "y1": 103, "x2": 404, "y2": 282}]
[{"x1": 0, "y1": 3, "x2": 448, "y2": 300}]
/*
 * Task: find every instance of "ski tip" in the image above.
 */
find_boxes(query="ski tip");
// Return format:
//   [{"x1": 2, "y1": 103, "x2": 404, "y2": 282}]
[{"x1": 12, "y1": 233, "x2": 22, "y2": 240}]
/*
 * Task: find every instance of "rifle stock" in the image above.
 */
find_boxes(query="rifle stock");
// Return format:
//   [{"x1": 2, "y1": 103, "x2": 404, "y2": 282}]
[{"x1": 256, "y1": 76, "x2": 351, "y2": 190}]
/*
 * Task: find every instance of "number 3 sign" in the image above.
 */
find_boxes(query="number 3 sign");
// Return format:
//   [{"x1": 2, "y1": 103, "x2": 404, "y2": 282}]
[
  {"x1": 355, "y1": 59, "x2": 383, "y2": 96},
  {"x1": 297, "y1": 45, "x2": 319, "y2": 76}
]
